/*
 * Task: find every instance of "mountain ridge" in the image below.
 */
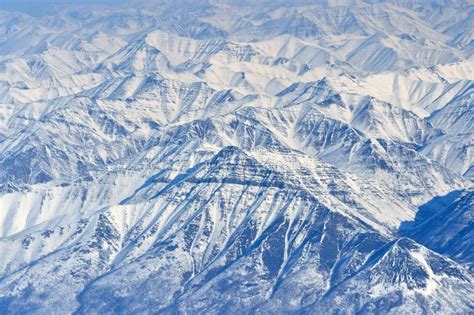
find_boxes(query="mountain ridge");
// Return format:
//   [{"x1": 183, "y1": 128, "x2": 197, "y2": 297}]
[{"x1": 0, "y1": 0, "x2": 473, "y2": 313}]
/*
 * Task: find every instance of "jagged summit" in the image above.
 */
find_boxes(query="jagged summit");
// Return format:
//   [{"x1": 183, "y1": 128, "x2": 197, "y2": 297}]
[{"x1": 0, "y1": 0, "x2": 472, "y2": 314}]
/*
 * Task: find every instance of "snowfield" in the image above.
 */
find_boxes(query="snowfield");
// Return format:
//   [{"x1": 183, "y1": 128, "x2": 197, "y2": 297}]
[{"x1": 0, "y1": 0, "x2": 473, "y2": 313}]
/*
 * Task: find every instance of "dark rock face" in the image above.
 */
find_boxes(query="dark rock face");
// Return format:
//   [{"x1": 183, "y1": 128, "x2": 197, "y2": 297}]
[{"x1": 401, "y1": 190, "x2": 474, "y2": 271}]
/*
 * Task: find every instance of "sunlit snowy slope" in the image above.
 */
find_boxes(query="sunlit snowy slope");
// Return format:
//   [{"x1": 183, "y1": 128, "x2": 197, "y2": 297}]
[{"x1": 0, "y1": 0, "x2": 473, "y2": 313}]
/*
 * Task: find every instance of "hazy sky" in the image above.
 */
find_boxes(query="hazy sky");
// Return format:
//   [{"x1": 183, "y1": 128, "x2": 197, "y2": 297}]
[{"x1": 0, "y1": 0, "x2": 131, "y2": 15}]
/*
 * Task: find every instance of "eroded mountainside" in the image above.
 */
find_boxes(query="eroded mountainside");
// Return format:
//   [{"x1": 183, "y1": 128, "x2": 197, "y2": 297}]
[{"x1": 0, "y1": 0, "x2": 473, "y2": 313}]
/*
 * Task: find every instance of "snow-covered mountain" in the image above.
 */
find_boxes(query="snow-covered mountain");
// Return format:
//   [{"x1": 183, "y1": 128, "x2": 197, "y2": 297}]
[{"x1": 0, "y1": 0, "x2": 473, "y2": 313}]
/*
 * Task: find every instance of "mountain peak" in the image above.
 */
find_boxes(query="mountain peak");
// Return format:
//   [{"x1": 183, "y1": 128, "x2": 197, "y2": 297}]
[{"x1": 0, "y1": 1, "x2": 472, "y2": 313}]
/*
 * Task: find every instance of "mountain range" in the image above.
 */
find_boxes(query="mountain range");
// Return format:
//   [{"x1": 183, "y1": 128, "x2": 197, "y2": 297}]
[{"x1": 0, "y1": 0, "x2": 473, "y2": 313}]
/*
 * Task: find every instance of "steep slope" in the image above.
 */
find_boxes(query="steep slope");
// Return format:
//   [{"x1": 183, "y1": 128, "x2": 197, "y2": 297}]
[
  {"x1": 401, "y1": 190, "x2": 474, "y2": 271},
  {"x1": 314, "y1": 238, "x2": 474, "y2": 314},
  {"x1": 0, "y1": 0, "x2": 473, "y2": 313}
]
